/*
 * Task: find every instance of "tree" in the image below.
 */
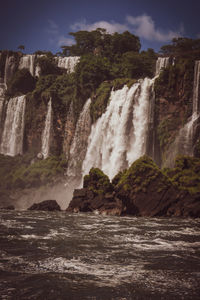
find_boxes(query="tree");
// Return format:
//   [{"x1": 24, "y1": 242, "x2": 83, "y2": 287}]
[
  {"x1": 18, "y1": 45, "x2": 25, "y2": 51},
  {"x1": 60, "y1": 28, "x2": 141, "y2": 59}
]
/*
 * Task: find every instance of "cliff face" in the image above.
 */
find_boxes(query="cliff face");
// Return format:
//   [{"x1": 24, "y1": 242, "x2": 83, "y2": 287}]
[{"x1": 154, "y1": 58, "x2": 200, "y2": 167}]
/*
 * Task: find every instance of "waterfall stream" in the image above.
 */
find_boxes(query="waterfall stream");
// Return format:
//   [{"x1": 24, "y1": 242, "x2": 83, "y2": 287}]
[
  {"x1": 19, "y1": 55, "x2": 35, "y2": 76},
  {"x1": 82, "y1": 78, "x2": 155, "y2": 179},
  {"x1": 155, "y1": 57, "x2": 170, "y2": 76},
  {"x1": 67, "y1": 98, "x2": 91, "y2": 179},
  {"x1": 55, "y1": 57, "x2": 80, "y2": 73},
  {"x1": 41, "y1": 99, "x2": 53, "y2": 159},
  {"x1": 0, "y1": 95, "x2": 26, "y2": 156}
]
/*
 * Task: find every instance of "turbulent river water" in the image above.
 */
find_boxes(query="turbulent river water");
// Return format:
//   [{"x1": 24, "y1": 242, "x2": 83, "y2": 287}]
[{"x1": 0, "y1": 211, "x2": 200, "y2": 299}]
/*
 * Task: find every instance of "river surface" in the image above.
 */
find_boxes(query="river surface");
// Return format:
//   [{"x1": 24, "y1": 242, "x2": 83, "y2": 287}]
[{"x1": 0, "y1": 210, "x2": 200, "y2": 299}]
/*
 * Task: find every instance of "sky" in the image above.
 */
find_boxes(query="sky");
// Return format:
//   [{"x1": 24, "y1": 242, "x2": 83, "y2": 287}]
[{"x1": 0, "y1": 0, "x2": 200, "y2": 54}]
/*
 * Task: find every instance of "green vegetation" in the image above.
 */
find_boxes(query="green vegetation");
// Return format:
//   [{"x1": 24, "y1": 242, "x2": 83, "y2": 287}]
[
  {"x1": 36, "y1": 55, "x2": 60, "y2": 76},
  {"x1": 154, "y1": 38, "x2": 200, "y2": 157},
  {"x1": 155, "y1": 37, "x2": 200, "y2": 106},
  {"x1": 163, "y1": 156, "x2": 200, "y2": 194},
  {"x1": 61, "y1": 29, "x2": 141, "y2": 58},
  {"x1": 160, "y1": 37, "x2": 200, "y2": 58},
  {"x1": 83, "y1": 167, "x2": 113, "y2": 195},
  {"x1": 115, "y1": 155, "x2": 170, "y2": 193},
  {"x1": 157, "y1": 117, "x2": 180, "y2": 151},
  {"x1": 0, "y1": 154, "x2": 67, "y2": 193},
  {"x1": 90, "y1": 81, "x2": 112, "y2": 123}
]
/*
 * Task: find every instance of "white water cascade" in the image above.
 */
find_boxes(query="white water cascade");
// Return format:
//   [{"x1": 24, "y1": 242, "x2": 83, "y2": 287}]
[
  {"x1": 155, "y1": 57, "x2": 170, "y2": 76},
  {"x1": 67, "y1": 98, "x2": 91, "y2": 179},
  {"x1": 55, "y1": 56, "x2": 80, "y2": 73},
  {"x1": 82, "y1": 78, "x2": 155, "y2": 179},
  {"x1": 0, "y1": 95, "x2": 26, "y2": 156},
  {"x1": 41, "y1": 99, "x2": 53, "y2": 159},
  {"x1": 19, "y1": 55, "x2": 35, "y2": 76}
]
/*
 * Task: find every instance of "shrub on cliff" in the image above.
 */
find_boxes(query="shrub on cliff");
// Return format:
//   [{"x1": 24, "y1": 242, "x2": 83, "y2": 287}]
[
  {"x1": 163, "y1": 156, "x2": 200, "y2": 194},
  {"x1": 36, "y1": 56, "x2": 60, "y2": 76},
  {"x1": 90, "y1": 81, "x2": 112, "y2": 123},
  {"x1": 83, "y1": 168, "x2": 113, "y2": 195}
]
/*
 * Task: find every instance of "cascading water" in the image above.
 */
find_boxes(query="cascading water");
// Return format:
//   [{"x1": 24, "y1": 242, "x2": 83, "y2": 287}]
[
  {"x1": 192, "y1": 60, "x2": 200, "y2": 115},
  {"x1": 19, "y1": 55, "x2": 35, "y2": 76},
  {"x1": 155, "y1": 57, "x2": 170, "y2": 76},
  {"x1": 0, "y1": 95, "x2": 26, "y2": 156},
  {"x1": 55, "y1": 57, "x2": 80, "y2": 73},
  {"x1": 0, "y1": 82, "x2": 6, "y2": 122},
  {"x1": 164, "y1": 60, "x2": 200, "y2": 167},
  {"x1": 67, "y1": 98, "x2": 91, "y2": 179},
  {"x1": 4, "y1": 55, "x2": 16, "y2": 84},
  {"x1": 82, "y1": 78, "x2": 155, "y2": 179},
  {"x1": 41, "y1": 99, "x2": 53, "y2": 159}
]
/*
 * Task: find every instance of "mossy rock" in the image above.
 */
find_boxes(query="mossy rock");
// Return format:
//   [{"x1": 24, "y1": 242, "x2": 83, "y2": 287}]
[
  {"x1": 116, "y1": 155, "x2": 170, "y2": 193},
  {"x1": 165, "y1": 155, "x2": 200, "y2": 194},
  {"x1": 83, "y1": 167, "x2": 113, "y2": 195}
]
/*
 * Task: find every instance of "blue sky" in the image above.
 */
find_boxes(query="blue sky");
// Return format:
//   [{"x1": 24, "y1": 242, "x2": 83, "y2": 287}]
[{"x1": 1, "y1": 0, "x2": 200, "y2": 54}]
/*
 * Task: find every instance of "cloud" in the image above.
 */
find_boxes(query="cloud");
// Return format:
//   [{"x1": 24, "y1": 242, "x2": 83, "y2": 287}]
[
  {"x1": 46, "y1": 20, "x2": 75, "y2": 47},
  {"x1": 70, "y1": 15, "x2": 183, "y2": 43},
  {"x1": 71, "y1": 19, "x2": 129, "y2": 34},
  {"x1": 58, "y1": 36, "x2": 75, "y2": 47},
  {"x1": 126, "y1": 15, "x2": 183, "y2": 42}
]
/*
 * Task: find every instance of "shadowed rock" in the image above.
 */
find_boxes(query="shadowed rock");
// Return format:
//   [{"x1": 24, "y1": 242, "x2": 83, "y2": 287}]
[{"x1": 28, "y1": 200, "x2": 61, "y2": 211}]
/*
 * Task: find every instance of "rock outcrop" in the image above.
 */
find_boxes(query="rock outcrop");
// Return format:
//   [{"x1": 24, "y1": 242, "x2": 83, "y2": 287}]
[
  {"x1": 28, "y1": 200, "x2": 61, "y2": 211},
  {"x1": 67, "y1": 168, "x2": 124, "y2": 215},
  {"x1": 67, "y1": 156, "x2": 200, "y2": 217}
]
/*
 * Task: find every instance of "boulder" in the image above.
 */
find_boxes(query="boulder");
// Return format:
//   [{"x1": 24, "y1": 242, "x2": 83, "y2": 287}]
[
  {"x1": 28, "y1": 200, "x2": 61, "y2": 211},
  {"x1": 0, "y1": 205, "x2": 15, "y2": 210},
  {"x1": 113, "y1": 156, "x2": 179, "y2": 216}
]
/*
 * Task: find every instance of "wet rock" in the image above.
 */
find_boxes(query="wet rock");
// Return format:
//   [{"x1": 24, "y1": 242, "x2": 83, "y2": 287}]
[
  {"x1": 28, "y1": 200, "x2": 61, "y2": 211},
  {"x1": 0, "y1": 205, "x2": 15, "y2": 210}
]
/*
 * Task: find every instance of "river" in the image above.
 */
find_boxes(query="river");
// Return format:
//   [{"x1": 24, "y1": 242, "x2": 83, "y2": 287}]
[{"x1": 0, "y1": 211, "x2": 200, "y2": 299}]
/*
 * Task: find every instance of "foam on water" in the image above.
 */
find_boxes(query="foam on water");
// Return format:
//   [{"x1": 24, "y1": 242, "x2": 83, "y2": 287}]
[{"x1": 0, "y1": 211, "x2": 199, "y2": 299}]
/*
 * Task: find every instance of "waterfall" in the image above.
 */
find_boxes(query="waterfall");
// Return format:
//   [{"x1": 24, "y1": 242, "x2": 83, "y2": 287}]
[
  {"x1": 155, "y1": 57, "x2": 170, "y2": 76},
  {"x1": 67, "y1": 99, "x2": 91, "y2": 179},
  {"x1": 55, "y1": 56, "x2": 80, "y2": 73},
  {"x1": 41, "y1": 99, "x2": 53, "y2": 159},
  {"x1": 192, "y1": 60, "x2": 200, "y2": 115},
  {"x1": 163, "y1": 60, "x2": 200, "y2": 167},
  {"x1": 0, "y1": 82, "x2": 6, "y2": 122},
  {"x1": 19, "y1": 55, "x2": 35, "y2": 76},
  {"x1": 82, "y1": 78, "x2": 154, "y2": 179},
  {"x1": 0, "y1": 95, "x2": 26, "y2": 156},
  {"x1": 4, "y1": 55, "x2": 16, "y2": 84}
]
